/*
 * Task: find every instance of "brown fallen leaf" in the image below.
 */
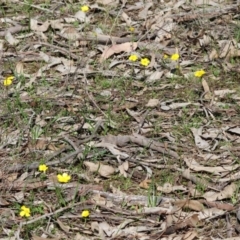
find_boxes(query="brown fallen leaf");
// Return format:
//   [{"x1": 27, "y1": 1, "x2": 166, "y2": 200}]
[
  {"x1": 61, "y1": 27, "x2": 80, "y2": 40},
  {"x1": 95, "y1": 142, "x2": 129, "y2": 158},
  {"x1": 191, "y1": 127, "x2": 210, "y2": 150},
  {"x1": 47, "y1": 143, "x2": 59, "y2": 151},
  {"x1": 34, "y1": 138, "x2": 48, "y2": 150},
  {"x1": 202, "y1": 78, "x2": 212, "y2": 100},
  {"x1": 75, "y1": 10, "x2": 90, "y2": 23},
  {"x1": 30, "y1": 19, "x2": 50, "y2": 32},
  {"x1": 15, "y1": 61, "x2": 24, "y2": 75},
  {"x1": 139, "y1": 179, "x2": 151, "y2": 189},
  {"x1": 138, "y1": 2, "x2": 153, "y2": 19},
  {"x1": 219, "y1": 40, "x2": 235, "y2": 59},
  {"x1": 174, "y1": 199, "x2": 204, "y2": 211},
  {"x1": 5, "y1": 31, "x2": 19, "y2": 45},
  {"x1": 164, "y1": 214, "x2": 199, "y2": 235},
  {"x1": 157, "y1": 183, "x2": 187, "y2": 193},
  {"x1": 0, "y1": 197, "x2": 10, "y2": 206},
  {"x1": 100, "y1": 42, "x2": 137, "y2": 62},
  {"x1": 91, "y1": 194, "x2": 107, "y2": 206},
  {"x1": 200, "y1": 200, "x2": 234, "y2": 211},
  {"x1": 6, "y1": 173, "x2": 18, "y2": 182},
  {"x1": 145, "y1": 99, "x2": 159, "y2": 108},
  {"x1": 198, "y1": 208, "x2": 225, "y2": 220},
  {"x1": 184, "y1": 157, "x2": 239, "y2": 174},
  {"x1": 203, "y1": 183, "x2": 237, "y2": 201},
  {"x1": 57, "y1": 218, "x2": 70, "y2": 233},
  {"x1": 118, "y1": 161, "x2": 129, "y2": 178},
  {"x1": 84, "y1": 161, "x2": 115, "y2": 178},
  {"x1": 121, "y1": 11, "x2": 132, "y2": 25}
]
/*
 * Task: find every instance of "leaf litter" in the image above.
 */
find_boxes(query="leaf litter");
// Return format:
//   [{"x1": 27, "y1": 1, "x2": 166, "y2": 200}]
[{"x1": 1, "y1": 0, "x2": 240, "y2": 239}]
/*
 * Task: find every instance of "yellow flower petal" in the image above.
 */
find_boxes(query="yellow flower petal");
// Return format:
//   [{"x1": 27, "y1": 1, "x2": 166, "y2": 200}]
[
  {"x1": 38, "y1": 164, "x2": 48, "y2": 173},
  {"x1": 57, "y1": 173, "x2": 71, "y2": 183},
  {"x1": 129, "y1": 54, "x2": 138, "y2": 62},
  {"x1": 129, "y1": 27, "x2": 135, "y2": 32},
  {"x1": 140, "y1": 58, "x2": 150, "y2": 67},
  {"x1": 7, "y1": 76, "x2": 14, "y2": 81},
  {"x1": 20, "y1": 211, "x2": 25, "y2": 217},
  {"x1": 3, "y1": 76, "x2": 14, "y2": 86},
  {"x1": 171, "y1": 53, "x2": 179, "y2": 61},
  {"x1": 81, "y1": 210, "x2": 90, "y2": 217},
  {"x1": 194, "y1": 69, "x2": 206, "y2": 78},
  {"x1": 25, "y1": 212, "x2": 30, "y2": 217},
  {"x1": 20, "y1": 206, "x2": 31, "y2": 217},
  {"x1": 81, "y1": 5, "x2": 89, "y2": 12},
  {"x1": 163, "y1": 54, "x2": 169, "y2": 59}
]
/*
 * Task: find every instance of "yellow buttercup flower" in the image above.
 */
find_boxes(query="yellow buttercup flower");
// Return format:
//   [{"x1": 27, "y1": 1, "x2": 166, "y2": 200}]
[
  {"x1": 20, "y1": 206, "x2": 31, "y2": 218},
  {"x1": 171, "y1": 53, "x2": 180, "y2": 61},
  {"x1": 194, "y1": 69, "x2": 206, "y2": 78},
  {"x1": 129, "y1": 54, "x2": 138, "y2": 62},
  {"x1": 129, "y1": 27, "x2": 135, "y2": 32},
  {"x1": 38, "y1": 164, "x2": 48, "y2": 173},
  {"x1": 3, "y1": 76, "x2": 14, "y2": 86},
  {"x1": 163, "y1": 54, "x2": 169, "y2": 59},
  {"x1": 140, "y1": 58, "x2": 150, "y2": 67},
  {"x1": 57, "y1": 173, "x2": 71, "y2": 183},
  {"x1": 81, "y1": 210, "x2": 90, "y2": 218},
  {"x1": 80, "y1": 5, "x2": 89, "y2": 12}
]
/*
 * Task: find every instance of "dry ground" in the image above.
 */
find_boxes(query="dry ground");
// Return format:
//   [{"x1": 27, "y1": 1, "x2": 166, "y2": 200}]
[{"x1": 1, "y1": 0, "x2": 240, "y2": 239}]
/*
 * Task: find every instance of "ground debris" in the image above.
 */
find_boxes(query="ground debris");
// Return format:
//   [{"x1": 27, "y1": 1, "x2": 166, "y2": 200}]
[{"x1": 0, "y1": 0, "x2": 240, "y2": 239}]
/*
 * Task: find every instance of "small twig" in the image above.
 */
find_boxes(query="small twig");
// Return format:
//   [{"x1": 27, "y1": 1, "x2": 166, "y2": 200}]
[
  {"x1": 45, "y1": 147, "x2": 69, "y2": 162},
  {"x1": 63, "y1": 135, "x2": 79, "y2": 151},
  {"x1": 136, "y1": 109, "x2": 150, "y2": 134},
  {"x1": 6, "y1": 147, "x2": 69, "y2": 173},
  {"x1": 30, "y1": 42, "x2": 79, "y2": 59},
  {"x1": 19, "y1": 2, "x2": 55, "y2": 13},
  {"x1": 50, "y1": 148, "x2": 83, "y2": 165},
  {"x1": 130, "y1": 134, "x2": 180, "y2": 159},
  {"x1": 83, "y1": 72, "x2": 108, "y2": 118},
  {"x1": 207, "y1": 211, "x2": 228, "y2": 221},
  {"x1": 0, "y1": 25, "x2": 28, "y2": 37},
  {"x1": 58, "y1": 32, "x2": 142, "y2": 45}
]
